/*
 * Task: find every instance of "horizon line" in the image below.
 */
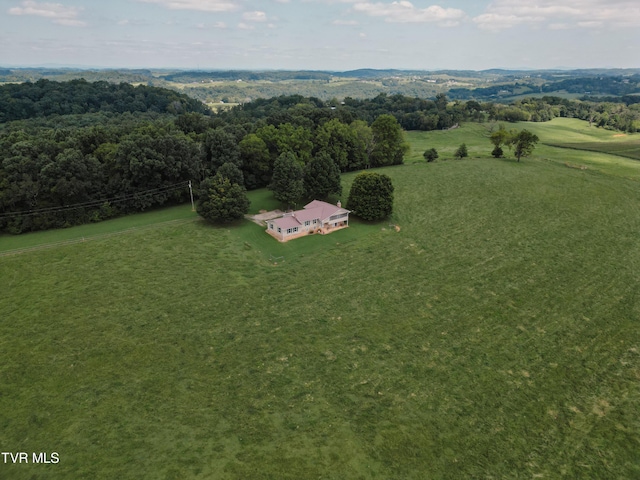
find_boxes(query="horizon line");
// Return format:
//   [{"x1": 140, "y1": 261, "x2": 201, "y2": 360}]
[{"x1": 2, "y1": 65, "x2": 639, "y2": 73}]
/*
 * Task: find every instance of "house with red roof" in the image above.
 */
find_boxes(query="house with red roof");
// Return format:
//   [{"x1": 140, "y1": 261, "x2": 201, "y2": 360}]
[{"x1": 266, "y1": 200, "x2": 350, "y2": 242}]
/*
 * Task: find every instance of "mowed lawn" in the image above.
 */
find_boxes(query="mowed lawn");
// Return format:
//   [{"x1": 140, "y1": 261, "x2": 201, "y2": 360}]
[{"x1": 2, "y1": 121, "x2": 640, "y2": 478}]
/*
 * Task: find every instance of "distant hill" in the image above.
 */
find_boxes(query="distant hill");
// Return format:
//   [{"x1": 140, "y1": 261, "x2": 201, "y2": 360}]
[
  {"x1": 449, "y1": 74, "x2": 640, "y2": 100},
  {"x1": 3, "y1": 67, "x2": 640, "y2": 104},
  {"x1": 0, "y1": 78, "x2": 209, "y2": 123},
  {"x1": 161, "y1": 70, "x2": 333, "y2": 83}
]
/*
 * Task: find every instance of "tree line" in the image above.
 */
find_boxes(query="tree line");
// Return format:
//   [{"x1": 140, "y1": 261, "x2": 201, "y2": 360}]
[
  {"x1": 0, "y1": 78, "x2": 208, "y2": 123},
  {"x1": 1, "y1": 80, "x2": 637, "y2": 233},
  {"x1": 0, "y1": 84, "x2": 409, "y2": 233},
  {"x1": 486, "y1": 96, "x2": 640, "y2": 132},
  {"x1": 225, "y1": 92, "x2": 640, "y2": 133}
]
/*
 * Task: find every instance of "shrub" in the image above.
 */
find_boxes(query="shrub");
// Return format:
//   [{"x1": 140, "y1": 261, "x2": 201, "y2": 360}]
[{"x1": 423, "y1": 148, "x2": 439, "y2": 162}]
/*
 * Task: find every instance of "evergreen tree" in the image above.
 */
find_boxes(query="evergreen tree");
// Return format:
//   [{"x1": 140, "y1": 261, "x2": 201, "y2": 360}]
[
  {"x1": 454, "y1": 143, "x2": 468, "y2": 159},
  {"x1": 304, "y1": 152, "x2": 342, "y2": 200},
  {"x1": 269, "y1": 152, "x2": 304, "y2": 207}
]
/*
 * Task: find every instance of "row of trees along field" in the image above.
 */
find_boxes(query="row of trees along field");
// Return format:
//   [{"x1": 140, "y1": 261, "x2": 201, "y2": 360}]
[
  {"x1": 0, "y1": 83, "x2": 412, "y2": 233},
  {"x1": 225, "y1": 92, "x2": 640, "y2": 132},
  {"x1": 2, "y1": 80, "x2": 639, "y2": 233}
]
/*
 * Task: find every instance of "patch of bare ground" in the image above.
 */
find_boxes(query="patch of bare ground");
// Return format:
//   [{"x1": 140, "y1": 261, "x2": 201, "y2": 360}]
[{"x1": 246, "y1": 209, "x2": 284, "y2": 226}]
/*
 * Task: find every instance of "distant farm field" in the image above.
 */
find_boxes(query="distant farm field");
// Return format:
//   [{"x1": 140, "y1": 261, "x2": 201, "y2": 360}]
[{"x1": 2, "y1": 120, "x2": 640, "y2": 478}]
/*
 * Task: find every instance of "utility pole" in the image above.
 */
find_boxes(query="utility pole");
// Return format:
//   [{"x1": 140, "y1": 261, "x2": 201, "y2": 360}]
[{"x1": 188, "y1": 180, "x2": 195, "y2": 211}]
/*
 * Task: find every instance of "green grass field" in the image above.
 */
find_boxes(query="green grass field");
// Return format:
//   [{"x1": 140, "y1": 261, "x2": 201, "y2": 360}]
[
  {"x1": 406, "y1": 118, "x2": 640, "y2": 181},
  {"x1": 2, "y1": 119, "x2": 640, "y2": 478}
]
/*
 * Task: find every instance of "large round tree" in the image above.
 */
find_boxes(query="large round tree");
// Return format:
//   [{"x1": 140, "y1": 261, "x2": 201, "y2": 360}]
[
  {"x1": 346, "y1": 172, "x2": 394, "y2": 221},
  {"x1": 196, "y1": 173, "x2": 250, "y2": 223}
]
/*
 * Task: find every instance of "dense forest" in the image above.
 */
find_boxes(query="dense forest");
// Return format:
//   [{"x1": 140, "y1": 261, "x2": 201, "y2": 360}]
[
  {"x1": 224, "y1": 92, "x2": 640, "y2": 132},
  {"x1": 0, "y1": 78, "x2": 208, "y2": 122},
  {"x1": 0, "y1": 84, "x2": 408, "y2": 234},
  {"x1": 1, "y1": 79, "x2": 640, "y2": 234}
]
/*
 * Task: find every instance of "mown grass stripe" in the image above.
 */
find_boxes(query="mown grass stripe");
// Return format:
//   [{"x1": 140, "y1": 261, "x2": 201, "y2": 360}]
[{"x1": 0, "y1": 218, "x2": 198, "y2": 257}]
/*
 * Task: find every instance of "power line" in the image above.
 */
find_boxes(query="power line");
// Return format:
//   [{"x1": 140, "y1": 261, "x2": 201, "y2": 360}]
[
  {"x1": 0, "y1": 180, "x2": 191, "y2": 218},
  {"x1": 0, "y1": 182, "x2": 189, "y2": 218}
]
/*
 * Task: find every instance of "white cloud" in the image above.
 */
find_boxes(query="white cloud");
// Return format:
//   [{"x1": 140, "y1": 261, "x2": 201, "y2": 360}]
[
  {"x1": 8, "y1": 0, "x2": 86, "y2": 26},
  {"x1": 351, "y1": 2, "x2": 466, "y2": 26},
  {"x1": 472, "y1": 13, "x2": 525, "y2": 31},
  {"x1": 214, "y1": 21, "x2": 227, "y2": 28},
  {"x1": 137, "y1": 0, "x2": 240, "y2": 12},
  {"x1": 237, "y1": 22, "x2": 254, "y2": 29},
  {"x1": 474, "y1": 0, "x2": 640, "y2": 31},
  {"x1": 242, "y1": 11, "x2": 267, "y2": 22},
  {"x1": 55, "y1": 18, "x2": 85, "y2": 26},
  {"x1": 577, "y1": 21, "x2": 602, "y2": 28},
  {"x1": 333, "y1": 19, "x2": 359, "y2": 25}
]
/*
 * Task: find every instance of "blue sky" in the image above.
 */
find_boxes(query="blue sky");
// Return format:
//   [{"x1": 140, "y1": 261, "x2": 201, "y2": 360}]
[{"x1": 1, "y1": 0, "x2": 638, "y2": 70}]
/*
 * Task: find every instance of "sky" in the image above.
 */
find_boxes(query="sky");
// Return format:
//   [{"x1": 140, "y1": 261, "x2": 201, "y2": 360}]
[{"x1": 0, "y1": 0, "x2": 639, "y2": 71}]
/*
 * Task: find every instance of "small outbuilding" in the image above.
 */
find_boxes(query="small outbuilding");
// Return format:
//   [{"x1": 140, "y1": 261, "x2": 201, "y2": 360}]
[{"x1": 266, "y1": 200, "x2": 350, "y2": 242}]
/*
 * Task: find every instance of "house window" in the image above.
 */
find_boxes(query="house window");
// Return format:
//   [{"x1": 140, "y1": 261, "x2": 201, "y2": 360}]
[
  {"x1": 313, "y1": 219, "x2": 317, "y2": 224},
  {"x1": 294, "y1": 227, "x2": 299, "y2": 233},
  {"x1": 269, "y1": 223, "x2": 274, "y2": 230},
  {"x1": 304, "y1": 221, "x2": 310, "y2": 226},
  {"x1": 277, "y1": 227, "x2": 281, "y2": 233}
]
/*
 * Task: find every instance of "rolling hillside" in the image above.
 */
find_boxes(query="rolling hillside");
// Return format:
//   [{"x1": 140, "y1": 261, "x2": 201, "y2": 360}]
[{"x1": 1, "y1": 120, "x2": 639, "y2": 478}]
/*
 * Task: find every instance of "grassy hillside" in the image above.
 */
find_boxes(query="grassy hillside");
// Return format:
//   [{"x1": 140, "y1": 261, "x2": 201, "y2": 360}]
[
  {"x1": 2, "y1": 121, "x2": 640, "y2": 478},
  {"x1": 407, "y1": 118, "x2": 640, "y2": 180}
]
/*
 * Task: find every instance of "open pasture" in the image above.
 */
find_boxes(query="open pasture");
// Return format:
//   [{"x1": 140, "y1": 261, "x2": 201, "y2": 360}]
[
  {"x1": 407, "y1": 118, "x2": 640, "y2": 180},
  {"x1": 521, "y1": 117, "x2": 640, "y2": 162},
  {"x1": 550, "y1": 140, "x2": 640, "y2": 161},
  {"x1": 2, "y1": 122, "x2": 640, "y2": 478}
]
